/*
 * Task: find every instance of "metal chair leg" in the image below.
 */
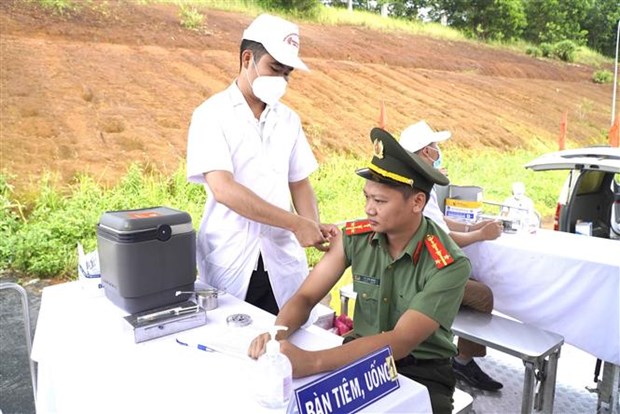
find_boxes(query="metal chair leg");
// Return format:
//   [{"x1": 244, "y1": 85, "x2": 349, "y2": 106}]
[
  {"x1": 340, "y1": 295, "x2": 349, "y2": 317},
  {"x1": 0, "y1": 282, "x2": 37, "y2": 399},
  {"x1": 597, "y1": 362, "x2": 620, "y2": 414},
  {"x1": 522, "y1": 360, "x2": 536, "y2": 414},
  {"x1": 541, "y1": 348, "x2": 561, "y2": 413}
]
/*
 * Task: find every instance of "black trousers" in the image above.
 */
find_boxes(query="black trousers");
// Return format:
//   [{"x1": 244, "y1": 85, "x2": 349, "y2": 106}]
[
  {"x1": 245, "y1": 254, "x2": 279, "y2": 316},
  {"x1": 343, "y1": 336, "x2": 455, "y2": 414},
  {"x1": 396, "y1": 357, "x2": 455, "y2": 414}
]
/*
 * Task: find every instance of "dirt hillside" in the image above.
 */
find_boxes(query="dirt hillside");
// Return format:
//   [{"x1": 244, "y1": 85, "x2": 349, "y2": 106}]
[{"x1": 0, "y1": 0, "x2": 614, "y2": 193}]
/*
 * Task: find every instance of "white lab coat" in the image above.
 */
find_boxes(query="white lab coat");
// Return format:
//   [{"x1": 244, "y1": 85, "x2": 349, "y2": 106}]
[
  {"x1": 186, "y1": 82, "x2": 318, "y2": 309},
  {"x1": 423, "y1": 187, "x2": 450, "y2": 233}
]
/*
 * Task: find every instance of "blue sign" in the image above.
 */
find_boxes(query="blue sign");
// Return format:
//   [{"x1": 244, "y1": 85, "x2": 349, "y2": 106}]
[{"x1": 294, "y1": 346, "x2": 400, "y2": 414}]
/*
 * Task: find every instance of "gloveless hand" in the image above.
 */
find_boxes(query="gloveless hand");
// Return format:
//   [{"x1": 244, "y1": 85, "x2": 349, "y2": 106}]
[
  {"x1": 293, "y1": 216, "x2": 327, "y2": 249},
  {"x1": 478, "y1": 220, "x2": 502, "y2": 240},
  {"x1": 314, "y1": 223, "x2": 340, "y2": 251},
  {"x1": 248, "y1": 332, "x2": 271, "y2": 359}
]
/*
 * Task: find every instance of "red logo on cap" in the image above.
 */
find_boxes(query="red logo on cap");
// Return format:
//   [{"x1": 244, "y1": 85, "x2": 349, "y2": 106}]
[{"x1": 283, "y1": 33, "x2": 299, "y2": 49}]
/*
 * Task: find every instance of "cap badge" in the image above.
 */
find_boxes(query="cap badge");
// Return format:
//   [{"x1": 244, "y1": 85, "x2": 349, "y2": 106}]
[
  {"x1": 372, "y1": 139, "x2": 384, "y2": 159},
  {"x1": 283, "y1": 33, "x2": 299, "y2": 49}
]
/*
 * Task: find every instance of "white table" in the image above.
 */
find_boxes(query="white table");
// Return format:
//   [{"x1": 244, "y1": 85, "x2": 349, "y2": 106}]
[
  {"x1": 462, "y1": 229, "x2": 620, "y2": 365},
  {"x1": 32, "y1": 282, "x2": 432, "y2": 414}
]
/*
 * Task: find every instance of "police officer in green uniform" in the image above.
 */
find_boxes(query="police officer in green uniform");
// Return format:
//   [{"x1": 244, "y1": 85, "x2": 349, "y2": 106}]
[{"x1": 249, "y1": 127, "x2": 471, "y2": 413}]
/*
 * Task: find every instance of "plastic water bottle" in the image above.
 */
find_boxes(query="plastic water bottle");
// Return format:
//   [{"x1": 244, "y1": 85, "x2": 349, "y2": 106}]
[
  {"x1": 255, "y1": 326, "x2": 293, "y2": 409},
  {"x1": 77, "y1": 243, "x2": 102, "y2": 296}
]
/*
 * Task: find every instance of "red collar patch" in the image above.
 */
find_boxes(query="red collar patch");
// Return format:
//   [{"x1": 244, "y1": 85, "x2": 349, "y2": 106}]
[
  {"x1": 345, "y1": 219, "x2": 372, "y2": 235},
  {"x1": 412, "y1": 241, "x2": 423, "y2": 265},
  {"x1": 424, "y1": 234, "x2": 454, "y2": 269}
]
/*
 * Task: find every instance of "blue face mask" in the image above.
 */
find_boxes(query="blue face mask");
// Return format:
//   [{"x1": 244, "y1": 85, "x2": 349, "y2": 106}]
[{"x1": 428, "y1": 146, "x2": 442, "y2": 169}]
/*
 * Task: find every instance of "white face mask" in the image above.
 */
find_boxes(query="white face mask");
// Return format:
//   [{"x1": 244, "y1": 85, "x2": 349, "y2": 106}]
[{"x1": 247, "y1": 57, "x2": 287, "y2": 106}]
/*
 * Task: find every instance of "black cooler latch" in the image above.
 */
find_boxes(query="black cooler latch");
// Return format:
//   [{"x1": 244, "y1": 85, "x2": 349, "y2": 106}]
[{"x1": 157, "y1": 224, "x2": 172, "y2": 241}]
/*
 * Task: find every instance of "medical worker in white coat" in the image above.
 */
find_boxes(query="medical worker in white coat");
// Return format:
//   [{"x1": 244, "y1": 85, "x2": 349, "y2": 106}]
[{"x1": 186, "y1": 14, "x2": 337, "y2": 316}]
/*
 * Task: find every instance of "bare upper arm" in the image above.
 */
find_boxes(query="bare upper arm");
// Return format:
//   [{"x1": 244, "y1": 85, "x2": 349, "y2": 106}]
[
  {"x1": 288, "y1": 177, "x2": 311, "y2": 192},
  {"x1": 295, "y1": 230, "x2": 347, "y2": 304},
  {"x1": 204, "y1": 170, "x2": 235, "y2": 200}
]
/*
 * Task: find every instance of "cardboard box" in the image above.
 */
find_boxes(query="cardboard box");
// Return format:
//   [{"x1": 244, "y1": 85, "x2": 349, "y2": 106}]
[{"x1": 444, "y1": 198, "x2": 482, "y2": 223}]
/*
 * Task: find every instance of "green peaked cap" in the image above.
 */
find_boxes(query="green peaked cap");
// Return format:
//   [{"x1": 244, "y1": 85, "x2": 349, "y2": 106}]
[{"x1": 356, "y1": 127, "x2": 449, "y2": 193}]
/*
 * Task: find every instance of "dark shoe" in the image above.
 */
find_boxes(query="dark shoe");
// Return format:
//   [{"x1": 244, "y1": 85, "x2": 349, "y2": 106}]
[{"x1": 452, "y1": 359, "x2": 503, "y2": 391}]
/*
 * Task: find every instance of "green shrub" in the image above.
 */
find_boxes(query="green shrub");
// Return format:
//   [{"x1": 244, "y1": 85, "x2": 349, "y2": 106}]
[
  {"x1": 35, "y1": 0, "x2": 76, "y2": 15},
  {"x1": 552, "y1": 40, "x2": 577, "y2": 62},
  {"x1": 443, "y1": 147, "x2": 565, "y2": 220},
  {"x1": 179, "y1": 5, "x2": 205, "y2": 30},
  {"x1": 0, "y1": 175, "x2": 23, "y2": 270},
  {"x1": 0, "y1": 164, "x2": 206, "y2": 278},
  {"x1": 592, "y1": 70, "x2": 613, "y2": 84},
  {"x1": 307, "y1": 155, "x2": 366, "y2": 267},
  {"x1": 539, "y1": 42, "x2": 553, "y2": 57},
  {"x1": 0, "y1": 148, "x2": 567, "y2": 279},
  {"x1": 257, "y1": 0, "x2": 321, "y2": 16},
  {"x1": 525, "y1": 46, "x2": 541, "y2": 57}
]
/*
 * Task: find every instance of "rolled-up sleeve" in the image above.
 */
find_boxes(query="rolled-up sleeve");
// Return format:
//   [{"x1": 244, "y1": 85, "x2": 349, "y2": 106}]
[
  {"x1": 186, "y1": 101, "x2": 234, "y2": 184},
  {"x1": 287, "y1": 114, "x2": 318, "y2": 183}
]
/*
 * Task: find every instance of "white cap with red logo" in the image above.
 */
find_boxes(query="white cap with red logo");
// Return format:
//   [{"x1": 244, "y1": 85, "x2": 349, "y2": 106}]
[
  {"x1": 242, "y1": 14, "x2": 309, "y2": 71},
  {"x1": 399, "y1": 120, "x2": 451, "y2": 154}
]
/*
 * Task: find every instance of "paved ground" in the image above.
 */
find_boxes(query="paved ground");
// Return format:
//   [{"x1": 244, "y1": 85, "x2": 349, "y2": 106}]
[
  {"x1": 0, "y1": 275, "x2": 52, "y2": 414},
  {"x1": 464, "y1": 345, "x2": 601, "y2": 413},
  {"x1": 0, "y1": 274, "x2": 613, "y2": 414}
]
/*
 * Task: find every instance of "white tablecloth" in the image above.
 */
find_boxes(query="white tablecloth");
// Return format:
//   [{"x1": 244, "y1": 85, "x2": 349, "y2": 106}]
[
  {"x1": 32, "y1": 282, "x2": 432, "y2": 414},
  {"x1": 462, "y1": 229, "x2": 620, "y2": 365}
]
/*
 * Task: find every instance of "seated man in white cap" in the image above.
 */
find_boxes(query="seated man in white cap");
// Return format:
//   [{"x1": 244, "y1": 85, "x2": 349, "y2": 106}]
[
  {"x1": 399, "y1": 120, "x2": 504, "y2": 392},
  {"x1": 186, "y1": 14, "x2": 337, "y2": 316}
]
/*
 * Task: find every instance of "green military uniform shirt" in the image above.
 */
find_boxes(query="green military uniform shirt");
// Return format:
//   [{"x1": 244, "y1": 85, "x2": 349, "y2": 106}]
[{"x1": 343, "y1": 217, "x2": 471, "y2": 360}]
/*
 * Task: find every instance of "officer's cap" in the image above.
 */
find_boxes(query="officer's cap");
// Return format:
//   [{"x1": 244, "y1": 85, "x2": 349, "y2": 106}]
[{"x1": 356, "y1": 128, "x2": 449, "y2": 193}]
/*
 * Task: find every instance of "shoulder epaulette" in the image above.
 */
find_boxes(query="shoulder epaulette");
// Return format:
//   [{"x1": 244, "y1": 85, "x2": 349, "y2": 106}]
[
  {"x1": 345, "y1": 219, "x2": 372, "y2": 235},
  {"x1": 424, "y1": 234, "x2": 454, "y2": 269}
]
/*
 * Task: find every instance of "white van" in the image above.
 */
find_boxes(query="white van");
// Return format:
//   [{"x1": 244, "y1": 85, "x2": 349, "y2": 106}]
[{"x1": 525, "y1": 147, "x2": 620, "y2": 239}]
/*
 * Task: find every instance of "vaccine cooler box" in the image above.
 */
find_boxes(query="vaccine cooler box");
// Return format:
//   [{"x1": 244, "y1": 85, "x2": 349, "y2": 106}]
[{"x1": 96, "y1": 206, "x2": 196, "y2": 314}]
